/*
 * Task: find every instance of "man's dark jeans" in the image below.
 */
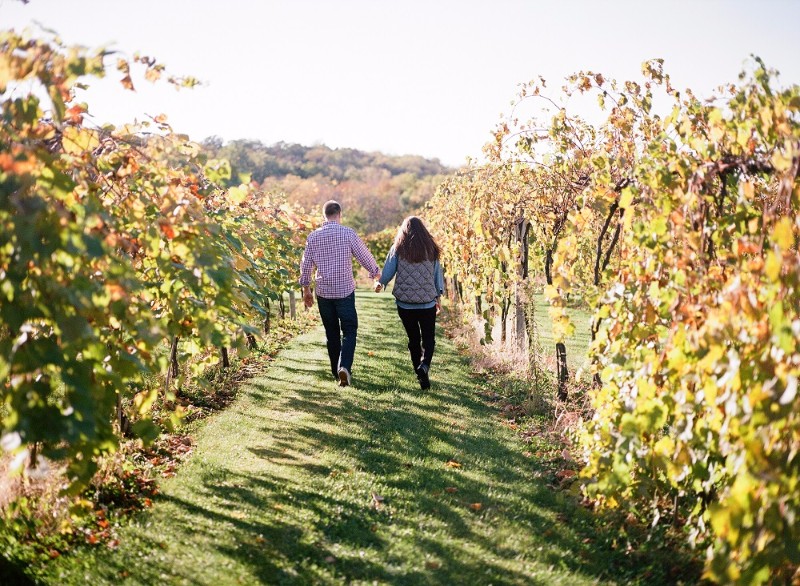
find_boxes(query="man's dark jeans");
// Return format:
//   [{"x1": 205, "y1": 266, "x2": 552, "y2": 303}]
[{"x1": 316, "y1": 292, "x2": 358, "y2": 377}]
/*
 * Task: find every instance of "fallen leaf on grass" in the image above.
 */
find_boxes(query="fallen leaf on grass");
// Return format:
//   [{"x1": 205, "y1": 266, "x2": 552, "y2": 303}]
[
  {"x1": 555, "y1": 469, "x2": 577, "y2": 480},
  {"x1": 444, "y1": 487, "x2": 458, "y2": 494},
  {"x1": 324, "y1": 555, "x2": 336, "y2": 564},
  {"x1": 445, "y1": 460, "x2": 461, "y2": 468},
  {"x1": 425, "y1": 560, "x2": 441, "y2": 570},
  {"x1": 469, "y1": 503, "x2": 483, "y2": 511},
  {"x1": 371, "y1": 492, "x2": 385, "y2": 508}
]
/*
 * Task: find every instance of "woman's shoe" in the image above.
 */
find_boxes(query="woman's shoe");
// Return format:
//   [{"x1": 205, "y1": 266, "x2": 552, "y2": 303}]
[{"x1": 416, "y1": 363, "x2": 430, "y2": 390}]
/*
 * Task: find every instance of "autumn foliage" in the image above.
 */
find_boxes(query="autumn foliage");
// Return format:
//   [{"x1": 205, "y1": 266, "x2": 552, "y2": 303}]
[
  {"x1": 428, "y1": 59, "x2": 799, "y2": 583},
  {"x1": 0, "y1": 30, "x2": 311, "y2": 487}
]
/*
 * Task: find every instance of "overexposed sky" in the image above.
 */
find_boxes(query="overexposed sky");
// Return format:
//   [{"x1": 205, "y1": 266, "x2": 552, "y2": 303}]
[{"x1": 2, "y1": 0, "x2": 799, "y2": 167}]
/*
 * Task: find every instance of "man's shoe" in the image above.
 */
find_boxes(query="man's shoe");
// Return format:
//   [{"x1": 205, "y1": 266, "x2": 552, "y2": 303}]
[
  {"x1": 416, "y1": 363, "x2": 430, "y2": 390},
  {"x1": 338, "y1": 367, "x2": 351, "y2": 387}
]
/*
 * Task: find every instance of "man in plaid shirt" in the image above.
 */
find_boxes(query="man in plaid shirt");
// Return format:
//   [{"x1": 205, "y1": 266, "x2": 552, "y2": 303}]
[{"x1": 300, "y1": 200, "x2": 380, "y2": 387}]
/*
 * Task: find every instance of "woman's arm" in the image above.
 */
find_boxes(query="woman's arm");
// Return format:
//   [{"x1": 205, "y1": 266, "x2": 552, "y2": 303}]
[
  {"x1": 434, "y1": 260, "x2": 444, "y2": 296},
  {"x1": 379, "y1": 246, "x2": 398, "y2": 287}
]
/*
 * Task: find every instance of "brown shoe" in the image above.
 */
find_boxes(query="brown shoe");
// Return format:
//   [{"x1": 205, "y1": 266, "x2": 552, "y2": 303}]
[{"x1": 338, "y1": 367, "x2": 351, "y2": 387}]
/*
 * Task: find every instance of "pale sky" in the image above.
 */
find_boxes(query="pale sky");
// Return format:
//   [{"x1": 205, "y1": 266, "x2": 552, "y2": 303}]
[{"x1": 2, "y1": 0, "x2": 798, "y2": 167}]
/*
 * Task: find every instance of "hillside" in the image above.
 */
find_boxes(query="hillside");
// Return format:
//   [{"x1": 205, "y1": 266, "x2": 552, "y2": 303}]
[{"x1": 202, "y1": 138, "x2": 455, "y2": 233}]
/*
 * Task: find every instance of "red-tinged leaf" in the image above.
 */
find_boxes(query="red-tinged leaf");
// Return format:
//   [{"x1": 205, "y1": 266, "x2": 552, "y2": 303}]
[
  {"x1": 87, "y1": 534, "x2": 99, "y2": 545},
  {"x1": 49, "y1": 549, "x2": 61, "y2": 559},
  {"x1": 469, "y1": 503, "x2": 483, "y2": 511},
  {"x1": 97, "y1": 519, "x2": 109, "y2": 529},
  {"x1": 444, "y1": 487, "x2": 458, "y2": 494},
  {"x1": 120, "y1": 75, "x2": 134, "y2": 91},
  {"x1": 159, "y1": 221, "x2": 176, "y2": 240},
  {"x1": 66, "y1": 104, "x2": 84, "y2": 124}
]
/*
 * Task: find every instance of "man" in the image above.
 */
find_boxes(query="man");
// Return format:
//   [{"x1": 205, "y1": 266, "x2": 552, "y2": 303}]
[{"x1": 299, "y1": 200, "x2": 380, "y2": 387}]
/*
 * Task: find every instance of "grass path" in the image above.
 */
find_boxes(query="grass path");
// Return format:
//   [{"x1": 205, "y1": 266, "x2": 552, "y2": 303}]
[{"x1": 42, "y1": 291, "x2": 679, "y2": 585}]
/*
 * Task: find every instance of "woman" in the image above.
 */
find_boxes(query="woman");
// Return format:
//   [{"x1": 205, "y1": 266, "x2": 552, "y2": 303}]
[{"x1": 375, "y1": 216, "x2": 444, "y2": 389}]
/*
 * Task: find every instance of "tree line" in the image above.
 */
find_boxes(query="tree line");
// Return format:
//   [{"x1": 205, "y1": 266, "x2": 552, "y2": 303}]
[{"x1": 201, "y1": 138, "x2": 453, "y2": 233}]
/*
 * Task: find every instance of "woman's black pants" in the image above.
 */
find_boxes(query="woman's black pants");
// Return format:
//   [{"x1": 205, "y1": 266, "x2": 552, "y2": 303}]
[{"x1": 397, "y1": 306, "x2": 437, "y2": 369}]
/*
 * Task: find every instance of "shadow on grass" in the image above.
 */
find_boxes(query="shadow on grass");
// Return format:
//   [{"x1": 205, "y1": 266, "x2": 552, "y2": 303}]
[{"x1": 48, "y1": 291, "x2": 699, "y2": 585}]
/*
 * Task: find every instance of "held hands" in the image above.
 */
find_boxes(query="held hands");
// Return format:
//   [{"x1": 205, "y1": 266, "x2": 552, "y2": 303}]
[{"x1": 373, "y1": 280, "x2": 383, "y2": 293}]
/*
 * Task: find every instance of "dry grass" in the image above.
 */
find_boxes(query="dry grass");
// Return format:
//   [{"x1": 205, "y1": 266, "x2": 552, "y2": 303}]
[{"x1": 439, "y1": 301, "x2": 595, "y2": 448}]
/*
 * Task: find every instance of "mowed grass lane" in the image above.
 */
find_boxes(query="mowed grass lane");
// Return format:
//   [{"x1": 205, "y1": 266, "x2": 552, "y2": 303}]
[{"x1": 43, "y1": 290, "x2": 676, "y2": 585}]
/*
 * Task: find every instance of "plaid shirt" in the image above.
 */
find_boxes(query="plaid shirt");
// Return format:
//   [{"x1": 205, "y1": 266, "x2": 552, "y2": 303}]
[{"x1": 299, "y1": 221, "x2": 380, "y2": 298}]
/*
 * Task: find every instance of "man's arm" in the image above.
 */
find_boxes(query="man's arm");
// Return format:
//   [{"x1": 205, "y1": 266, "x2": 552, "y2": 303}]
[
  {"x1": 299, "y1": 241, "x2": 315, "y2": 308},
  {"x1": 350, "y1": 232, "x2": 380, "y2": 279}
]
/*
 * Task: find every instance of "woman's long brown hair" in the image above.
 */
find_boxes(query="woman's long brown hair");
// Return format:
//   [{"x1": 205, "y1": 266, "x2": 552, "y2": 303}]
[{"x1": 393, "y1": 216, "x2": 441, "y2": 263}]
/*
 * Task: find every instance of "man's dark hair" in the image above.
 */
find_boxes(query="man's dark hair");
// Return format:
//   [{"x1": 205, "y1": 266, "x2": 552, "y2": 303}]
[{"x1": 323, "y1": 200, "x2": 341, "y2": 218}]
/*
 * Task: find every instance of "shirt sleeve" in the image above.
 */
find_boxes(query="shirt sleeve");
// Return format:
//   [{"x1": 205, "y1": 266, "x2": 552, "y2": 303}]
[
  {"x1": 379, "y1": 247, "x2": 398, "y2": 286},
  {"x1": 350, "y1": 232, "x2": 380, "y2": 278},
  {"x1": 298, "y1": 238, "x2": 314, "y2": 287},
  {"x1": 434, "y1": 259, "x2": 444, "y2": 296}
]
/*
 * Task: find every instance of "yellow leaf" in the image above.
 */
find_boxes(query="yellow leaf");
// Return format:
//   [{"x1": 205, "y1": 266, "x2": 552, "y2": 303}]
[
  {"x1": 233, "y1": 255, "x2": 250, "y2": 271},
  {"x1": 61, "y1": 127, "x2": 100, "y2": 155},
  {"x1": 228, "y1": 186, "x2": 247, "y2": 205},
  {"x1": 445, "y1": 460, "x2": 461, "y2": 468},
  {"x1": 764, "y1": 250, "x2": 781, "y2": 282},
  {"x1": 618, "y1": 187, "x2": 635, "y2": 209},
  {"x1": 771, "y1": 150, "x2": 793, "y2": 172},
  {"x1": 772, "y1": 217, "x2": 794, "y2": 251},
  {"x1": 133, "y1": 388, "x2": 158, "y2": 415}
]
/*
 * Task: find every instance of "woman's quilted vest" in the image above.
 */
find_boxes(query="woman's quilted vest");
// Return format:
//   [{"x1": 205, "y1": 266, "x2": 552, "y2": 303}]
[{"x1": 392, "y1": 259, "x2": 437, "y2": 304}]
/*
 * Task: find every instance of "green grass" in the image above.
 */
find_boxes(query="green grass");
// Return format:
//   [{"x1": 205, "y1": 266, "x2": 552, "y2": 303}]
[
  {"x1": 38, "y1": 290, "x2": 695, "y2": 585},
  {"x1": 528, "y1": 295, "x2": 593, "y2": 373}
]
